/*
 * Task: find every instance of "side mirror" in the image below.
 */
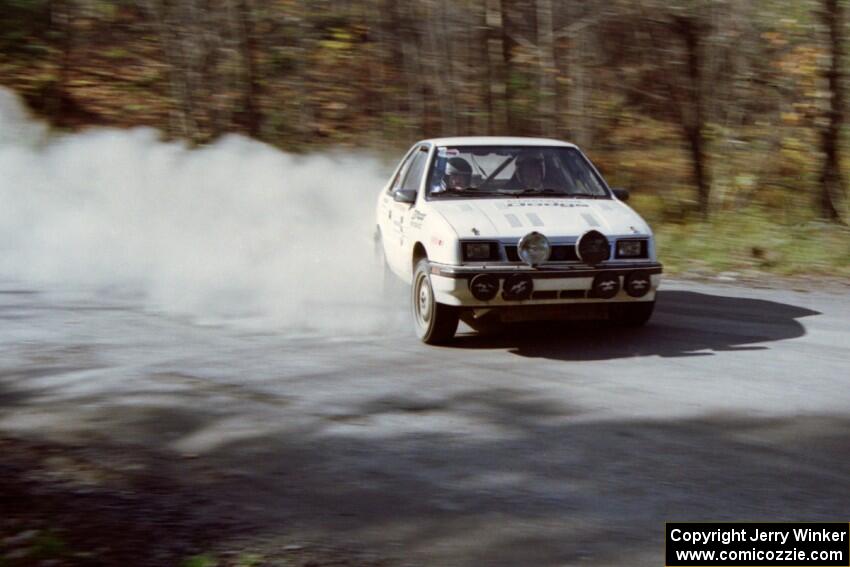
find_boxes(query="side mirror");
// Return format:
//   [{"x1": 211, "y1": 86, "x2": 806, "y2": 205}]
[
  {"x1": 612, "y1": 188, "x2": 630, "y2": 202},
  {"x1": 393, "y1": 189, "x2": 417, "y2": 204}
]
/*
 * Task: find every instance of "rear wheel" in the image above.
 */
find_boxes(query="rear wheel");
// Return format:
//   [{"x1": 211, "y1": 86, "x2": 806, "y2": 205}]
[
  {"x1": 412, "y1": 259, "x2": 459, "y2": 344},
  {"x1": 610, "y1": 301, "x2": 655, "y2": 327}
]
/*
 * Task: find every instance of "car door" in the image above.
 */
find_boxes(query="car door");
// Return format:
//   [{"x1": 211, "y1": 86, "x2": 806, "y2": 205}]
[
  {"x1": 384, "y1": 145, "x2": 430, "y2": 277},
  {"x1": 378, "y1": 146, "x2": 415, "y2": 261}
]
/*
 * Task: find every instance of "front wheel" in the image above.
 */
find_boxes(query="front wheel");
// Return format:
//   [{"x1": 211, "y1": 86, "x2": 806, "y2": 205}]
[
  {"x1": 412, "y1": 259, "x2": 459, "y2": 344},
  {"x1": 610, "y1": 301, "x2": 655, "y2": 327}
]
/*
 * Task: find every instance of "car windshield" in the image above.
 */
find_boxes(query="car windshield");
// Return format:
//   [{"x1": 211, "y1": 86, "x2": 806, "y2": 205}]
[{"x1": 427, "y1": 145, "x2": 610, "y2": 199}]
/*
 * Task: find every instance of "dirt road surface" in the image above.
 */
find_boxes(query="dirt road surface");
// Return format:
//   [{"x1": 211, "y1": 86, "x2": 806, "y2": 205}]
[{"x1": 1, "y1": 280, "x2": 848, "y2": 566}]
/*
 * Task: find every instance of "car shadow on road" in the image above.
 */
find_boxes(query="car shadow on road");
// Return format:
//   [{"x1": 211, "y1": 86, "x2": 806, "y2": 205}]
[{"x1": 448, "y1": 290, "x2": 821, "y2": 360}]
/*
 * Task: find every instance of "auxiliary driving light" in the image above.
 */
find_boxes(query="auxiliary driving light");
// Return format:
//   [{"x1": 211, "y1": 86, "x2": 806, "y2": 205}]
[
  {"x1": 591, "y1": 272, "x2": 620, "y2": 299},
  {"x1": 576, "y1": 230, "x2": 610, "y2": 265},
  {"x1": 502, "y1": 274, "x2": 534, "y2": 301},
  {"x1": 469, "y1": 274, "x2": 500, "y2": 301},
  {"x1": 624, "y1": 271, "x2": 652, "y2": 298},
  {"x1": 517, "y1": 232, "x2": 551, "y2": 267}
]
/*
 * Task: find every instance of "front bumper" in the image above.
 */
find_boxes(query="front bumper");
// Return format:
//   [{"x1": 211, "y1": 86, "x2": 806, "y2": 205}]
[{"x1": 428, "y1": 261, "x2": 663, "y2": 307}]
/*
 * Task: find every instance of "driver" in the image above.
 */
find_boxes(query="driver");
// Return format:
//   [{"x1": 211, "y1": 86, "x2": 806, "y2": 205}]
[
  {"x1": 441, "y1": 157, "x2": 473, "y2": 191},
  {"x1": 513, "y1": 152, "x2": 546, "y2": 191}
]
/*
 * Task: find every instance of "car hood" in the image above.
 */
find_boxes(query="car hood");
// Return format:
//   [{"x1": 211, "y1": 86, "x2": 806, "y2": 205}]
[{"x1": 429, "y1": 198, "x2": 651, "y2": 239}]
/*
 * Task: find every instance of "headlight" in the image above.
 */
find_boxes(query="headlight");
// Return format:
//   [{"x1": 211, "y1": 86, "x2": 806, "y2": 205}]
[
  {"x1": 462, "y1": 242, "x2": 498, "y2": 261},
  {"x1": 616, "y1": 239, "x2": 647, "y2": 259},
  {"x1": 517, "y1": 231, "x2": 551, "y2": 267},
  {"x1": 576, "y1": 230, "x2": 610, "y2": 265}
]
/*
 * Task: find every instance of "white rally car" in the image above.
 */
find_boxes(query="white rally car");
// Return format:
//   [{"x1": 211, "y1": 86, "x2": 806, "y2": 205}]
[{"x1": 375, "y1": 137, "x2": 662, "y2": 344}]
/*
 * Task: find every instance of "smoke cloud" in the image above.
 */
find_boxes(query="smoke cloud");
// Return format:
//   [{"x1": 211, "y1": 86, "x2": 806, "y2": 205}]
[{"x1": 0, "y1": 87, "x2": 406, "y2": 334}]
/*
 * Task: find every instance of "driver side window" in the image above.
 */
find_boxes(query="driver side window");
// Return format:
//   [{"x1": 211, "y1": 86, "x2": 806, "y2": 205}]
[
  {"x1": 400, "y1": 147, "x2": 429, "y2": 192},
  {"x1": 387, "y1": 147, "x2": 416, "y2": 195}
]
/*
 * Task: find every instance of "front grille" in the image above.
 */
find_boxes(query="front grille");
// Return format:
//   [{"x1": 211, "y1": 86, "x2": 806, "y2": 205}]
[
  {"x1": 531, "y1": 291, "x2": 558, "y2": 300},
  {"x1": 550, "y1": 245, "x2": 581, "y2": 262},
  {"x1": 505, "y1": 244, "x2": 579, "y2": 263},
  {"x1": 560, "y1": 289, "x2": 586, "y2": 299}
]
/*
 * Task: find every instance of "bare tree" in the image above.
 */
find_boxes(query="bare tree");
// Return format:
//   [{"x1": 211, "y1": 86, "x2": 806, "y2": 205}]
[
  {"x1": 557, "y1": 5, "x2": 600, "y2": 147},
  {"x1": 143, "y1": 0, "x2": 188, "y2": 139},
  {"x1": 626, "y1": 2, "x2": 714, "y2": 217},
  {"x1": 500, "y1": 0, "x2": 520, "y2": 133},
  {"x1": 535, "y1": 0, "x2": 556, "y2": 136},
  {"x1": 47, "y1": 0, "x2": 75, "y2": 123},
  {"x1": 423, "y1": 0, "x2": 456, "y2": 135},
  {"x1": 390, "y1": 0, "x2": 426, "y2": 137},
  {"x1": 818, "y1": 0, "x2": 844, "y2": 221},
  {"x1": 233, "y1": 0, "x2": 261, "y2": 137},
  {"x1": 485, "y1": 0, "x2": 509, "y2": 134},
  {"x1": 672, "y1": 14, "x2": 711, "y2": 217}
]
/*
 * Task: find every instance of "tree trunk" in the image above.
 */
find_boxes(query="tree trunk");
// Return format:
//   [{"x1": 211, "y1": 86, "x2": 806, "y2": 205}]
[
  {"x1": 535, "y1": 0, "x2": 557, "y2": 136},
  {"x1": 566, "y1": 25, "x2": 589, "y2": 147},
  {"x1": 485, "y1": 0, "x2": 508, "y2": 134},
  {"x1": 676, "y1": 16, "x2": 711, "y2": 217},
  {"x1": 686, "y1": 122, "x2": 710, "y2": 216},
  {"x1": 49, "y1": 0, "x2": 73, "y2": 124},
  {"x1": 819, "y1": 0, "x2": 844, "y2": 221},
  {"x1": 142, "y1": 0, "x2": 196, "y2": 140},
  {"x1": 234, "y1": 0, "x2": 261, "y2": 138},
  {"x1": 500, "y1": 0, "x2": 518, "y2": 133},
  {"x1": 424, "y1": 0, "x2": 455, "y2": 135},
  {"x1": 392, "y1": 0, "x2": 425, "y2": 137}
]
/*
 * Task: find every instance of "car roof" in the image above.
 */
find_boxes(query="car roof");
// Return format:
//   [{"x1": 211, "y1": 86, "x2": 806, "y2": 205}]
[{"x1": 417, "y1": 136, "x2": 578, "y2": 149}]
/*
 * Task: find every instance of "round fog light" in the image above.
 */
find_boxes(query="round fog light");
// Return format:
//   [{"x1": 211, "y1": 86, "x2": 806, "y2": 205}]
[
  {"x1": 591, "y1": 273, "x2": 620, "y2": 299},
  {"x1": 502, "y1": 274, "x2": 533, "y2": 301},
  {"x1": 517, "y1": 232, "x2": 551, "y2": 267},
  {"x1": 624, "y1": 271, "x2": 652, "y2": 298},
  {"x1": 469, "y1": 274, "x2": 499, "y2": 301},
  {"x1": 576, "y1": 230, "x2": 610, "y2": 265}
]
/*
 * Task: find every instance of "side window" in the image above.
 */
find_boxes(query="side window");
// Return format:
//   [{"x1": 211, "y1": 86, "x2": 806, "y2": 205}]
[
  {"x1": 387, "y1": 148, "x2": 416, "y2": 195},
  {"x1": 401, "y1": 148, "x2": 429, "y2": 192}
]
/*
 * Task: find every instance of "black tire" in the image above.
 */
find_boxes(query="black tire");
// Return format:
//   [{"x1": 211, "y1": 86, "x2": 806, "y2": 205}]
[
  {"x1": 610, "y1": 301, "x2": 655, "y2": 327},
  {"x1": 412, "y1": 259, "x2": 459, "y2": 344}
]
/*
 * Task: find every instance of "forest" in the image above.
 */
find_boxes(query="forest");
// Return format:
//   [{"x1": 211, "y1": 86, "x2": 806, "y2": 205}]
[{"x1": 1, "y1": 0, "x2": 849, "y2": 276}]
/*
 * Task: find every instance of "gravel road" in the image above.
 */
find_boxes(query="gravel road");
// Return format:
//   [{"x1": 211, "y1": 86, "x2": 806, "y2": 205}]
[{"x1": 1, "y1": 279, "x2": 848, "y2": 566}]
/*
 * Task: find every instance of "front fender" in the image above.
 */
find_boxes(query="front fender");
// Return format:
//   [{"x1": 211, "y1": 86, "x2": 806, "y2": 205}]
[{"x1": 406, "y1": 204, "x2": 460, "y2": 269}]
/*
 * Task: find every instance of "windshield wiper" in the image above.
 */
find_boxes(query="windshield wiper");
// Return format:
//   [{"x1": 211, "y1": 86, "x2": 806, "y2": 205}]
[
  {"x1": 511, "y1": 188, "x2": 562, "y2": 196},
  {"x1": 508, "y1": 189, "x2": 607, "y2": 198},
  {"x1": 439, "y1": 187, "x2": 505, "y2": 197}
]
